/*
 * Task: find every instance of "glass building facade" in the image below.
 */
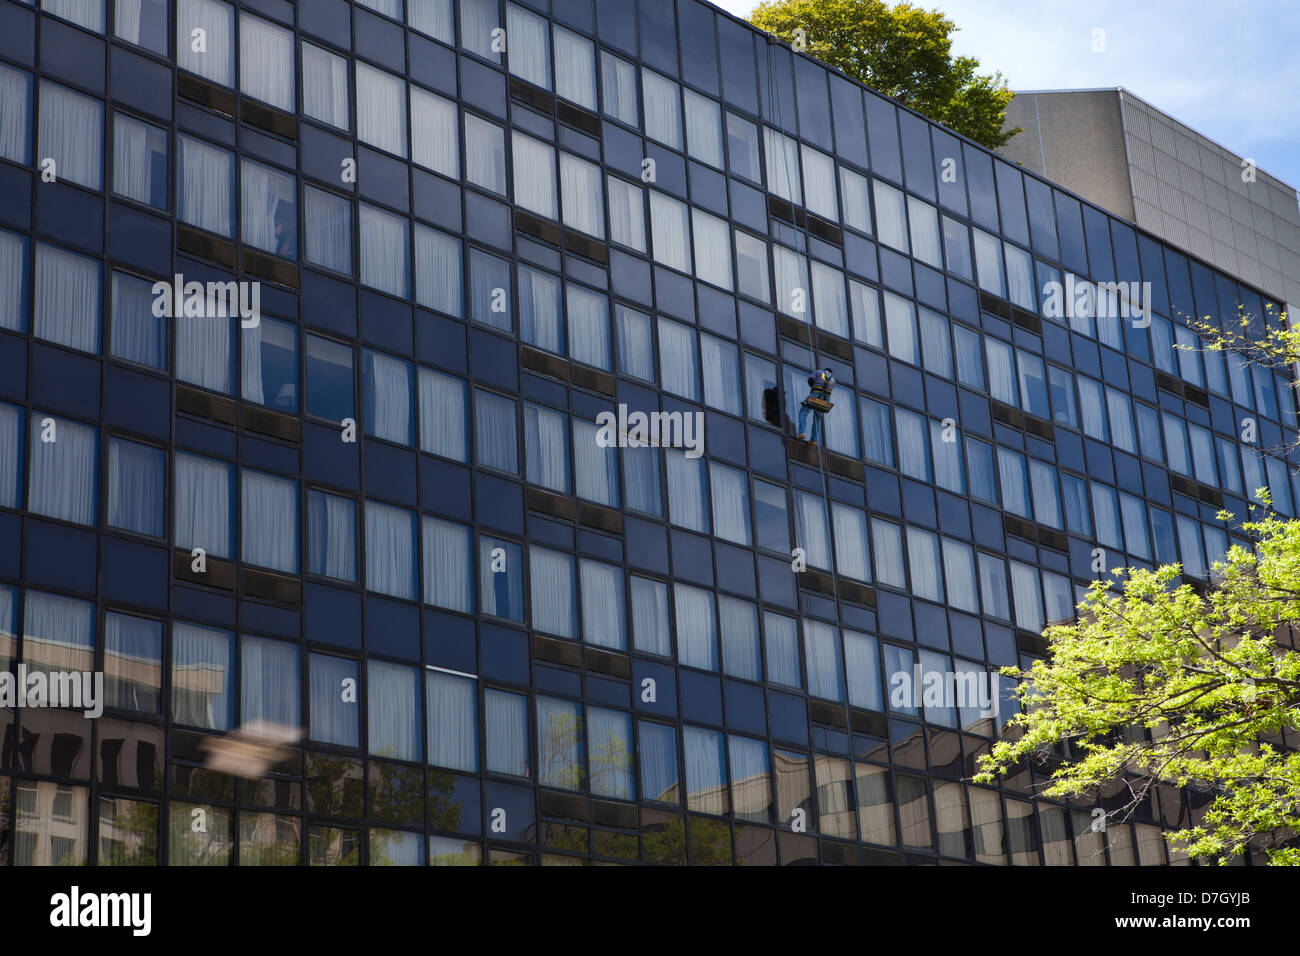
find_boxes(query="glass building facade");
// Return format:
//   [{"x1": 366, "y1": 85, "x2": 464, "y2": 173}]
[{"x1": 0, "y1": 0, "x2": 1295, "y2": 866}]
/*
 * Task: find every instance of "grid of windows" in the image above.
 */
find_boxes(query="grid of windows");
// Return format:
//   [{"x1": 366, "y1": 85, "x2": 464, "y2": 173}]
[{"x1": 0, "y1": 0, "x2": 1292, "y2": 866}]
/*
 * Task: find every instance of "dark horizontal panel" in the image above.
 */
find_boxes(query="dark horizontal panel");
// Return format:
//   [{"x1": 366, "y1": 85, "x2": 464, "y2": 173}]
[
  {"x1": 556, "y1": 100, "x2": 601, "y2": 138},
  {"x1": 805, "y1": 212, "x2": 843, "y2": 246},
  {"x1": 527, "y1": 487, "x2": 574, "y2": 521},
  {"x1": 766, "y1": 194, "x2": 796, "y2": 226},
  {"x1": 520, "y1": 345, "x2": 569, "y2": 381},
  {"x1": 810, "y1": 699, "x2": 847, "y2": 729},
  {"x1": 241, "y1": 99, "x2": 297, "y2": 140},
  {"x1": 514, "y1": 208, "x2": 563, "y2": 247},
  {"x1": 826, "y1": 451, "x2": 864, "y2": 482},
  {"x1": 800, "y1": 568, "x2": 837, "y2": 597},
  {"x1": 533, "y1": 633, "x2": 581, "y2": 668},
  {"x1": 815, "y1": 328, "x2": 854, "y2": 362},
  {"x1": 1003, "y1": 515, "x2": 1037, "y2": 542},
  {"x1": 508, "y1": 76, "x2": 555, "y2": 114},
  {"x1": 1010, "y1": 305, "x2": 1041, "y2": 333},
  {"x1": 838, "y1": 580, "x2": 876, "y2": 607},
  {"x1": 539, "y1": 789, "x2": 588, "y2": 822},
  {"x1": 177, "y1": 383, "x2": 238, "y2": 427},
  {"x1": 577, "y1": 502, "x2": 622, "y2": 535},
  {"x1": 177, "y1": 73, "x2": 236, "y2": 117},
  {"x1": 785, "y1": 435, "x2": 820, "y2": 467},
  {"x1": 590, "y1": 799, "x2": 638, "y2": 829},
  {"x1": 1170, "y1": 474, "x2": 1198, "y2": 498},
  {"x1": 1197, "y1": 483, "x2": 1223, "y2": 507},
  {"x1": 821, "y1": 840, "x2": 861, "y2": 865},
  {"x1": 979, "y1": 291, "x2": 1011, "y2": 320},
  {"x1": 243, "y1": 404, "x2": 300, "y2": 443},
  {"x1": 1016, "y1": 630, "x2": 1050, "y2": 657},
  {"x1": 563, "y1": 229, "x2": 608, "y2": 265},
  {"x1": 583, "y1": 646, "x2": 629, "y2": 679},
  {"x1": 849, "y1": 708, "x2": 888, "y2": 738},
  {"x1": 1155, "y1": 371, "x2": 1185, "y2": 396},
  {"x1": 241, "y1": 567, "x2": 302, "y2": 605},
  {"x1": 991, "y1": 401, "x2": 1023, "y2": 429},
  {"x1": 243, "y1": 248, "x2": 299, "y2": 289},
  {"x1": 1184, "y1": 383, "x2": 1210, "y2": 408},
  {"x1": 1023, "y1": 414, "x2": 1054, "y2": 441},
  {"x1": 177, "y1": 225, "x2": 238, "y2": 269},
  {"x1": 569, "y1": 363, "x2": 615, "y2": 396},
  {"x1": 1036, "y1": 527, "x2": 1069, "y2": 554},
  {"x1": 173, "y1": 550, "x2": 237, "y2": 591}
]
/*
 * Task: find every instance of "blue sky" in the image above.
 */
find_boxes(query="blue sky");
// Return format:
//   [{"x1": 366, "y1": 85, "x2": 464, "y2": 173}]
[{"x1": 710, "y1": 0, "x2": 1300, "y2": 193}]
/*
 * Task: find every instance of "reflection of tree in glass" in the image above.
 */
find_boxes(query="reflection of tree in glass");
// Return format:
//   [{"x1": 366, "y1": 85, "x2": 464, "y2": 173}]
[
  {"x1": 588, "y1": 730, "x2": 632, "y2": 800},
  {"x1": 100, "y1": 799, "x2": 158, "y2": 866},
  {"x1": 427, "y1": 770, "x2": 464, "y2": 833},
  {"x1": 539, "y1": 711, "x2": 585, "y2": 791}
]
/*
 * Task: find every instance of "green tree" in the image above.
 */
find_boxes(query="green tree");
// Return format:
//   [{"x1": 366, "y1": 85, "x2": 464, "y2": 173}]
[{"x1": 748, "y1": 0, "x2": 1019, "y2": 149}]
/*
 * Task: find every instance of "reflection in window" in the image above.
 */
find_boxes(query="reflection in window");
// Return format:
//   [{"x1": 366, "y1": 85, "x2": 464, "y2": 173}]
[
  {"x1": 103, "y1": 612, "x2": 162, "y2": 714},
  {"x1": 588, "y1": 708, "x2": 633, "y2": 799},
  {"x1": 683, "y1": 726, "x2": 727, "y2": 815},
  {"x1": 537, "y1": 697, "x2": 584, "y2": 790},
  {"x1": 172, "y1": 622, "x2": 234, "y2": 730},
  {"x1": 369, "y1": 660, "x2": 422, "y2": 761},
  {"x1": 729, "y1": 735, "x2": 770, "y2": 823}
]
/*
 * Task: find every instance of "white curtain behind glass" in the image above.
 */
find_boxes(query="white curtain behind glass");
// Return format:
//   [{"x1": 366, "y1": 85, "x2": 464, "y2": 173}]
[
  {"x1": 657, "y1": 318, "x2": 698, "y2": 400},
  {"x1": 360, "y1": 205, "x2": 409, "y2": 297},
  {"x1": 107, "y1": 439, "x2": 163, "y2": 537},
  {"x1": 630, "y1": 576, "x2": 670, "y2": 656},
  {"x1": 844, "y1": 631, "x2": 882, "y2": 711},
  {"x1": 464, "y1": 114, "x2": 506, "y2": 194},
  {"x1": 606, "y1": 176, "x2": 646, "y2": 253},
  {"x1": 793, "y1": 490, "x2": 830, "y2": 569},
  {"x1": 800, "y1": 146, "x2": 837, "y2": 219},
  {"x1": 615, "y1": 305, "x2": 654, "y2": 381},
  {"x1": 641, "y1": 70, "x2": 682, "y2": 150},
  {"x1": 587, "y1": 707, "x2": 633, "y2": 798},
  {"x1": 810, "y1": 261, "x2": 847, "y2": 337},
  {"x1": 518, "y1": 265, "x2": 562, "y2": 353},
  {"x1": 408, "y1": 0, "x2": 453, "y2": 42},
  {"x1": 363, "y1": 350, "x2": 412, "y2": 444},
  {"x1": 803, "y1": 620, "x2": 843, "y2": 701},
  {"x1": 559, "y1": 153, "x2": 604, "y2": 239},
  {"x1": 172, "y1": 623, "x2": 232, "y2": 730},
  {"x1": 553, "y1": 27, "x2": 596, "y2": 109},
  {"x1": 506, "y1": 3, "x2": 550, "y2": 88},
  {"x1": 871, "y1": 519, "x2": 906, "y2": 589},
  {"x1": 683, "y1": 89, "x2": 723, "y2": 168},
  {"x1": 529, "y1": 546, "x2": 575, "y2": 638},
  {"x1": 763, "y1": 127, "x2": 801, "y2": 205},
  {"x1": 307, "y1": 491, "x2": 355, "y2": 582},
  {"x1": 365, "y1": 501, "x2": 415, "y2": 600},
  {"x1": 0, "y1": 231, "x2": 25, "y2": 333},
  {"x1": 304, "y1": 186, "x2": 351, "y2": 274},
  {"x1": 908, "y1": 196, "x2": 943, "y2": 267},
  {"x1": 474, "y1": 389, "x2": 518, "y2": 473},
  {"x1": 418, "y1": 368, "x2": 467, "y2": 460},
  {"x1": 42, "y1": 0, "x2": 106, "y2": 33},
  {"x1": 906, "y1": 528, "x2": 943, "y2": 601},
  {"x1": 0, "y1": 65, "x2": 30, "y2": 164},
  {"x1": 719, "y1": 595, "x2": 760, "y2": 681},
  {"x1": 415, "y1": 224, "x2": 462, "y2": 316},
  {"x1": 831, "y1": 503, "x2": 870, "y2": 582},
  {"x1": 241, "y1": 160, "x2": 295, "y2": 255},
  {"x1": 873, "y1": 180, "x2": 908, "y2": 252},
  {"x1": 511, "y1": 132, "x2": 556, "y2": 219},
  {"x1": 649, "y1": 192, "x2": 690, "y2": 273},
  {"x1": 22, "y1": 590, "x2": 93, "y2": 677},
  {"x1": 691, "y1": 209, "x2": 732, "y2": 291},
  {"x1": 580, "y1": 559, "x2": 625, "y2": 651},
  {"x1": 176, "y1": 307, "x2": 232, "y2": 394},
  {"x1": 427, "y1": 670, "x2": 478, "y2": 770},
  {"x1": 27, "y1": 414, "x2": 96, "y2": 526},
  {"x1": 459, "y1": 0, "x2": 500, "y2": 62},
  {"x1": 665, "y1": 450, "x2": 707, "y2": 533},
  {"x1": 368, "y1": 660, "x2": 420, "y2": 760},
  {"x1": 839, "y1": 167, "x2": 872, "y2": 235},
  {"x1": 709, "y1": 463, "x2": 749, "y2": 545},
  {"x1": 174, "y1": 453, "x2": 231, "y2": 558},
  {"x1": 241, "y1": 470, "x2": 298, "y2": 573},
  {"x1": 356, "y1": 62, "x2": 407, "y2": 157},
  {"x1": 113, "y1": 112, "x2": 166, "y2": 209},
  {"x1": 179, "y1": 136, "x2": 233, "y2": 236},
  {"x1": 764, "y1": 612, "x2": 800, "y2": 688},
  {"x1": 524, "y1": 403, "x2": 569, "y2": 493},
  {"x1": 410, "y1": 86, "x2": 458, "y2": 177},
  {"x1": 240, "y1": 16, "x2": 294, "y2": 110},
  {"x1": 0, "y1": 403, "x2": 20, "y2": 509},
  {"x1": 421, "y1": 516, "x2": 472, "y2": 612},
  {"x1": 302, "y1": 43, "x2": 349, "y2": 130},
  {"x1": 485, "y1": 690, "x2": 528, "y2": 776},
  {"x1": 565, "y1": 284, "x2": 609, "y2": 370},
  {"x1": 622, "y1": 444, "x2": 661, "y2": 517},
  {"x1": 39, "y1": 82, "x2": 103, "y2": 190},
  {"x1": 241, "y1": 636, "x2": 299, "y2": 729},
  {"x1": 600, "y1": 52, "x2": 638, "y2": 125},
  {"x1": 34, "y1": 243, "x2": 99, "y2": 353},
  {"x1": 177, "y1": 0, "x2": 234, "y2": 86},
  {"x1": 310, "y1": 654, "x2": 358, "y2": 745},
  {"x1": 572, "y1": 419, "x2": 618, "y2": 507},
  {"x1": 673, "y1": 583, "x2": 717, "y2": 671}
]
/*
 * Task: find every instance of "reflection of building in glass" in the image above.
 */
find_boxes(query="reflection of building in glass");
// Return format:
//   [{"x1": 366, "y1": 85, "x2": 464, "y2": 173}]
[{"x1": 0, "y1": 0, "x2": 1292, "y2": 866}]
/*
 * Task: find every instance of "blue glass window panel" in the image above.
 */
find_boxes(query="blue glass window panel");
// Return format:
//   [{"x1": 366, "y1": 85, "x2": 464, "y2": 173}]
[
  {"x1": 368, "y1": 659, "x2": 422, "y2": 761},
  {"x1": 666, "y1": 450, "x2": 709, "y2": 534},
  {"x1": 895, "y1": 408, "x2": 930, "y2": 482},
  {"x1": 309, "y1": 653, "x2": 359, "y2": 747},
  {"x1": 930, "y1": 419, "x2": 964, "y2": 494},
  {"x1": 941, "y1": 216, "x2": 972, "y2": 281},
  {"x1": 580, "y1": 558, "x2": 626, "y2": 651},
  {"x1": 240, "y1": 634, "x2": 300, "y2": 730},
  {"x1": 305, "y1": 334, "x2": 354, "y2": 423},
  {"x1": 304, "y1": 186, "x2": 353, "y2": 274},
  {"x1": 1047, "y1": 365, "x2": 1076, "y2": 427},
  {"x1": 34, "y1": 243, "x2": 101, "y2": 354},
  {"x1": 1134, "y1": 402, "x2": 1162, "y2": 462},
  {"x1": 883, "y1": 642, "x2": 918, "y2": 716},
  {"x1": 104, "y1": 611, "x2": 162, "y2": 713},
  {"x1": 639, "y1": 720, "x2": 679, "y2": 804},
  {"x1": 242, "y1": 314, "x2": 298, "y2": 412},
  {"x1": 469, "y1": 248, "x2": 512, "y2": 332},
  {"x1": 422, "y1": 515, "x2": 473, "y2": 612},
  {"x1": 107, "y1": 437, "x2": 164, "y2": 537},
  {"x1": 1161, "y1": 412, "x2": 1190, "y2": 476},
  {"x1": 860, "y1": 398, "x2": 894, "y2": 468},
  {"x1": 1016, "y1": 351, "x2": 1049, "y2": 419},
  {"x1": 683, "y1": 725, "x2": 726, "y2": 814},
  {"x1": 630, "y1": 576, "x2": 671, "y2": 657},
  {"x1": 414, "y1": 224, "x2": 462, "y2": 316},
  {"x1": 1054, "y1": 191, "x2": 1088, "y2": 276},
  {"x1": 1105, "y1": 388, "x2": 1136, "y2": 455},
  {"x1": 996, "y1": 447, "x2": 1030, "y2": 518},
  {"x1": 803, "y1": 619, "x2": 844, "y2": 702},
  {"x1": 622, "y1": 444, "x2": 662, "y2": 517},
  {"x1": 658, "y1": 318, "x2": 700, "y2": 401},
  {"x1": 530, "y1": 546, "x2": 577, "y2": 639},
  {"x1": 719, "y1": 595, "x2": 761, "y2": 681},
  {"x1": 1061, "y1": 473, "x2": 1091, "y2": 536},
  {"x1": 1216, "y1": 437, "x2": 1242, "y2": 495},
  {"x1": 359, "y1": 204, "x2": 410, "y2": 297},
  {"x1": 1090, "y1": 483, "x2": 1122, "y2": 551},
  {"x1": 418, "y1": 367, "x2": 468, "y2": 461},
  {"x1": 1024, "y1": 177, "x2": 1058, "y2": 260},
  {"x1": 1175, "y1": 516, "x2": 1206, "y2": 579},
  {"x1": 1028, "y1": 459, "x2": 1061, "y2": 529},
  {"x1": 172, "y1": 622, "x2": 235, "y2": 731},
  {"x1": 0, "y1": 402, "x2": 24, "y2": 510},
  {"x1": 0, "y1": 64, "x2": 33, "y2": 165},
  {"x1": 1077, "y1": 377, "x2": 1108, "y2": 441},
  {"x1": 1119, "y1": 493, "x2": 1150, "y2": 559},
  {"x1": 675, "y1": 583, "x2": 717, "y2": 671},
  {"x1": 39, "y1": 81, "x2": 104, "y2": 190},
  {"x1": 485, "y1": 688, "x2": 530, "y2": 778},
  {"x1": 985, "y1": 338, "x2": 1017, "y2": 407},
  {"x1": 953, "y1": 325, "x2": 984, "y2": 390},
  {"x1": 994, "y1": 160, "x2": 1028, "y2": 246},
  {"x1": 753, "y1": 478, "x2": 789, "y2": 554},
  {"x1": 977, "y1": 553, "x2": 1009, "y2": 621},
  {"x1": 615, "y1": 305, "x2": 655, "y2": 382},
  {"x1": 523, "y1": 402, "x2": 570, "y2": 493},
  {"x1": 480, "y1": 535, "x2": 523, "y2": 622},
  {"x1": 964, "y1": 437, "x2": 997, "y2": 504},
  {"x1": 178, "y1": 134, "x2": 235, "y2": 236},
  {"x1": 426, "y1": 669, "x2": 478, "y2": 772},
  {"x1": 113, "y1": 112, "x2": 168, "y2": 209}
]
